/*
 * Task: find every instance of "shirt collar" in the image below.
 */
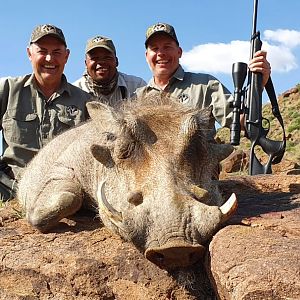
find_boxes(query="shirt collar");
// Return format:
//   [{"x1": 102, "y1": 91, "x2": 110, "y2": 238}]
[
  {"x1": 24, "y1": 74, "x2": 71, "y2": 96},
  {"x1": 148, "y1": 65, "x2": 185, "y2": 89},
  {"x1": 172, "y1": 65, "x2": 185, "y2": 81},
  {"x1": 116, "y1": 72, "x2": 127, "y2": 88}
]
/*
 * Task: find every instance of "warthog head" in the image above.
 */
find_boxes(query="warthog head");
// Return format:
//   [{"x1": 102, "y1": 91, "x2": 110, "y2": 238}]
[{"x1": 87, "y1": 97, "x2": 237, "y2": 269}]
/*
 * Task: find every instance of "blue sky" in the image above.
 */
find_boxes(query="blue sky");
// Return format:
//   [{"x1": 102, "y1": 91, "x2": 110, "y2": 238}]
[{"x1": 1, "y1": 0, "x2": 300, "y2": 98}]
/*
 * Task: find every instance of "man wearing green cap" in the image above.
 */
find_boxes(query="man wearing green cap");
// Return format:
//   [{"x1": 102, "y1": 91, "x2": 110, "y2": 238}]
[
  {"x1": 137, "y1": 22, "x2": 272, "y2": 130},
  {"x1": 0, "y1": 24, "x2": 92, "y2": 201},
  {"x1": 74, "y1": 35, "x2": 146, "y2": 107}
]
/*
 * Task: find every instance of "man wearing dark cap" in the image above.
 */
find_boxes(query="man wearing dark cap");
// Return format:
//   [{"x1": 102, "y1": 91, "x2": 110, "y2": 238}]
[
  {"x1": 0, "y1": 24, "x2": 92, "y2": 200},
  {"x1": 74, "y1": 35, "x2": 146, "y2": 107},
  {"x1": 136, "y1": 22, "x2": 272, "y2": 130}
]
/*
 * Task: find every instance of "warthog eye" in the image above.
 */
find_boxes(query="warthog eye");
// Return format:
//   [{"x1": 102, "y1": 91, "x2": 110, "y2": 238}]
[{"x1": 103, "y1": 132, "x2": 116, "y2": 141}]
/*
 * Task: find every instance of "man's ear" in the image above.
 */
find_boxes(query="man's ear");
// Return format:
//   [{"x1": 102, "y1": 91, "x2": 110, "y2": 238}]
[
  {"x1": 116, "y1": 56, "x2": 119, "y2": 67},
  {"x1": 145, "y1": 49, "x2": 150, "y2": 63},
  {"x1": 65, "y1": 48, "x2": 70, "y2": 61},
  {"x1": 27, "y1": 46, "x2": 32, "y2": 61},
  {"x1": 178, "y1": 46, "x2": 183, "y2": 58}
]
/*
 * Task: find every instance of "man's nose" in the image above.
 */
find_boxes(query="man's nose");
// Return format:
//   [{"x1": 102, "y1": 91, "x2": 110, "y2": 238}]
[
  {"x1": 45, "y1": 54, "x2": 52, "y2": 62},
  {"x1": 156, "y1": 48, "x2": 166, "y2": 55}
]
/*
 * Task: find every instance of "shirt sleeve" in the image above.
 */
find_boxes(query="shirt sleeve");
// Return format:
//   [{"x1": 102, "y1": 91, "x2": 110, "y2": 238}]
[
  {"x1": 0, "y1": 77, "x2": 10, "y2": 129},
  {"x1": 206, "y1": 77, "x2": 233, "y2": 128}
]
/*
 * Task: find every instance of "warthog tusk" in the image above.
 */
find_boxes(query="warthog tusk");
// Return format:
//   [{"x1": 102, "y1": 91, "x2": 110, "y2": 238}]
[
  {"x1": 220, "y1": 193, "x2": 238, "y2": 220},
  {"x1": 97, "y1": 181, "x2": 123, "y2": 223}
]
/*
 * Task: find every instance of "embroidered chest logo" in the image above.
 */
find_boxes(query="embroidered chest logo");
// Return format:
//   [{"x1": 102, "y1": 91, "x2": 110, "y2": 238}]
[
  {"x1": 178, "y1": 93, "x2": 190, "y2": 103},
  {"x1": 66, "y1": 105, "x2": 79, "y2": 116}
]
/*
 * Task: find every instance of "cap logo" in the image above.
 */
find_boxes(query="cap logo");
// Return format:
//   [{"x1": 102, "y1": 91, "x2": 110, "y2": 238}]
[
  {"x1": 40, "y1": 25, "x2": 64, "y2": 36},
  {"x1": 41, "y1": 24, "x2": 56, "y2": 32},
  {"x1": 146, "y1": 23, "x2": 169, "y2": 37},
  {"x1": 92, "y1": 36, "x2": 105, "y2": 43},
  {"x1": 153, "y1": 23, "x2": 167, "y2": 32}
]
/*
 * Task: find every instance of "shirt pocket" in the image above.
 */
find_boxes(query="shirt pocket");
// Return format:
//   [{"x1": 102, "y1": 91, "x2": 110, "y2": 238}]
[{"x1": 3, "y1": 109, "x2": 39, "y2": 146}]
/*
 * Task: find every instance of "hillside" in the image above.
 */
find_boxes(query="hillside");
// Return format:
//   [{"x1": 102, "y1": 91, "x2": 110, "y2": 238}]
[{"x1": 217, "y1": 83, "x2": 300, "y2": 170}]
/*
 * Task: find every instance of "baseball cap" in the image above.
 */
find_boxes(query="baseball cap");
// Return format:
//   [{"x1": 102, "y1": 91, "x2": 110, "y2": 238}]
[
  {"x1": 85, "y1": 36, "x2": 116, "y2": 56},
  {"x1": 145, "y1": 22, "x2": 179, "y2": 47},
  {"x1": 29, "y1": 24, "x2": 67, "y2": 47}
]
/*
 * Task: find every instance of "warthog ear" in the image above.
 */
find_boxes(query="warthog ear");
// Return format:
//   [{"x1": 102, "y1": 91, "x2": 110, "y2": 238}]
[
  {"x1": 210, "y1": 143, "x2": 234, "y2": 163},
  {"x1": 198, "y1": 106, "x2": 215, "y2": 131},
  {"x1": 90, "y1": 144, "x2": 115, "y2": 168},
  {"x1": 86, "y1": 101, "x2": 120, "y2": 128},
  {"x1": 181, "y1": 106, "x2": 215, "y2": 141}
]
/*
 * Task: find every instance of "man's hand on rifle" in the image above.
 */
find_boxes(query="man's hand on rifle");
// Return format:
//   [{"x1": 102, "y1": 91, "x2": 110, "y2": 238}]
[
  {"x1": 238, "y1": 50, "x2": 271, "y2": 132},
  {"x1": 248, "y1": 50, "x2": 271, "y2": 87}
]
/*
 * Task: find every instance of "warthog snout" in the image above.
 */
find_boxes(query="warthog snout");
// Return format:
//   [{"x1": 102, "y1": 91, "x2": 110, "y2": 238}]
[{"x1": 145, "y1": 241, "x2": 205, "y2": 269}]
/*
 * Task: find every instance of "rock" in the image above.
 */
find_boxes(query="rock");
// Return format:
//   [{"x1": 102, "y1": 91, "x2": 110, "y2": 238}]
[
  {"x1": 272, "y1": 159, "x2": 300, "y2": 174},
  {"x1": 209, "y1": 175, "x2": 300, "y2": 299},
  {"x1": 281, "y1": 87, "x2": 298, "y2": 98},
  {"x1": 0, "y1": 202, "x2": 214, "y2": 300},
  {"x1": 0, "y1": 175, "x2": 299, "y2": 299},
  {"x1": 220, "y1": 149, "x2": 248, "y2": 173}
]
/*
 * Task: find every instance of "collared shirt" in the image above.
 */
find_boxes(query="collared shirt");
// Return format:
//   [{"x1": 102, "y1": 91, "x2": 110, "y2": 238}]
[
  {"x1": 0, "y1": 74, "x2": 92, "y2": 179},
  {"x1": 73, "y1": 71, "x2": 146, "y2": 107},
  {"x1": 135, "y1": 65, "x2": 233, "y2": 128}
]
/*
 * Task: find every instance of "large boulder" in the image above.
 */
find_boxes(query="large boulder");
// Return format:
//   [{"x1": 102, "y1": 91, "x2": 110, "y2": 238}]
[{"x1": 209, "y1": 175, "x2": 300, "y2": 299}]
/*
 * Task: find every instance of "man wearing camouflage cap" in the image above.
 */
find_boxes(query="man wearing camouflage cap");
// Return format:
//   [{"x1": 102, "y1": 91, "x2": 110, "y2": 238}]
[
  {"x1": 136, "y1": 22, "x2": 272, "y2": 130},
  {"x1": 73, "y1": 35, "x2": 146, "y2": 106},
  {"x1": 0, "y1": 24, "x2": 92, "y2": 200}
]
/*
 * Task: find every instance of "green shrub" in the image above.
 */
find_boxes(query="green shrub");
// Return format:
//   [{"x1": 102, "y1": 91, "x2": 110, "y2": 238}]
[
  {"x1": 292, "y1": 111, "x2": 300, "y2": 118},
  {"x1": 285, "y1": 141, "x2": 295, "y2": 152}
]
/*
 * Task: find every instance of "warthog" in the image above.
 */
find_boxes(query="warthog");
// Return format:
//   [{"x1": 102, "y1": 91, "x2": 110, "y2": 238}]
[{"x1": 18, "y1": 96, "x2": 237, "y2": 269}]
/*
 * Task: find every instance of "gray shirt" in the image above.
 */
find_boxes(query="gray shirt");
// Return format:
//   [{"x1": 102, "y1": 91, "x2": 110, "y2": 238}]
[{"x1": 0, "y1": 74, "x2": 92, "y2": 179}]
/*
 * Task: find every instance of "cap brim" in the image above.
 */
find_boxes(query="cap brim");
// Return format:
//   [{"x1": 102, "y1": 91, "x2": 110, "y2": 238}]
[
  {"x1": 31, "y1": 33, "x2": 67, "y2": 47},
  {"x1": 86, "y1": 45, "x2": 115, "y2": 55}
]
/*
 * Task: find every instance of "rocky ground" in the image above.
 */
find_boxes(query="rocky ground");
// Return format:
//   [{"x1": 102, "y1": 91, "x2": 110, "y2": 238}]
[{"x1": 0, "y1": 174, "x2": 299, "y2": 300}]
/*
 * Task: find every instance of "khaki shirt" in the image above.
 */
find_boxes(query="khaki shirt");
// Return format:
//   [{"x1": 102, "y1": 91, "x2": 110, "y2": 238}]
[
  {"x1": 136, "y1": 65, "x2": 233, "y2": 128},
  {"x1": 0, "y1": 74, "x2": 92, "y2": 179},
  {"x1": 73, "y1": 71, "x2": 146, "y2": 107}
]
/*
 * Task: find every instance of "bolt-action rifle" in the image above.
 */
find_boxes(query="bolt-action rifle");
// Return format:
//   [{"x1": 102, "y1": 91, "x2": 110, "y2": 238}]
[{"x1": 230, "y1": 0, "x2": 286, "y2": 175}]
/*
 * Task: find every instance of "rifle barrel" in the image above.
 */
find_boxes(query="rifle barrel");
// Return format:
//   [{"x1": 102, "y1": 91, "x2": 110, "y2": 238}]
[{"x1": 252, "y1": 0, "x2": 259, "y2": 36}]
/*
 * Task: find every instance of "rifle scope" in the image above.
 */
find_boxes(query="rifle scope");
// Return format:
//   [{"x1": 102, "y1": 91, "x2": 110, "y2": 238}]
[{"x1": 230, "y1": 62, "x2": 248, "y2": 145}]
